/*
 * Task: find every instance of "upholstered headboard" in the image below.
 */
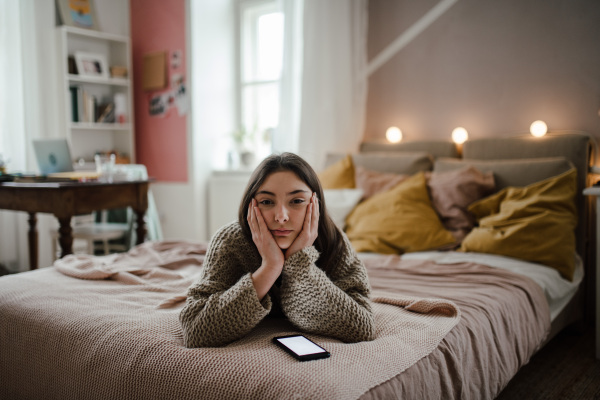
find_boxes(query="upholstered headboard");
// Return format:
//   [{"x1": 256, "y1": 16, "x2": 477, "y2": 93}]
[{"x1": 359, "y1": 140, "x2": 459, "y2": 159}]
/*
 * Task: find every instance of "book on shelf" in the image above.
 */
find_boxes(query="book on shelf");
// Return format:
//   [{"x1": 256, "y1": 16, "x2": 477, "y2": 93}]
[
  {"x1": 69, "y1": 86, "x2": 80, "y2": 122},
  {"x1": 70, "y1": 86, "x2": 119, "y2": 124},
  {"x1": 81, "y1": 90, "x2": 96, "y2": 123}
]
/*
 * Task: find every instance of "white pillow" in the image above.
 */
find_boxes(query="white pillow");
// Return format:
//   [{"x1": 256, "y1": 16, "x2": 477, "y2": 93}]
[{"x1": 323, "y1": 189, "x2": 364, "y2": 229}]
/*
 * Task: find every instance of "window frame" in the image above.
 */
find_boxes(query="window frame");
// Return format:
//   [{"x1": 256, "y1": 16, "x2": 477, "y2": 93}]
[{"x1": 236, "y1": 0, "x2": 283, "y2": 150}]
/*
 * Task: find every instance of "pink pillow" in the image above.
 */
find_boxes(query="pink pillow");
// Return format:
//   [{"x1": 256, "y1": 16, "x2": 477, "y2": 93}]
[
  {"x1": 354, "y1": 165, "x2": 409, "y2": 200},
  {"x1": 427, "y1": 166, "x2": 495, "y2": 241}
]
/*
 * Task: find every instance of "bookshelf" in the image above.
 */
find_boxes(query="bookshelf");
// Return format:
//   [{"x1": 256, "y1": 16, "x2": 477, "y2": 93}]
[{"x1": 56, "y1": 26, "x2": 135, "y2": 169}]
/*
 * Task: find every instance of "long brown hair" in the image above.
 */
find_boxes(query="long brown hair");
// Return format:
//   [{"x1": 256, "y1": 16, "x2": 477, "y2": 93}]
[{"x1": 238, "y1": 152, "x2": 344, "y2": 272}]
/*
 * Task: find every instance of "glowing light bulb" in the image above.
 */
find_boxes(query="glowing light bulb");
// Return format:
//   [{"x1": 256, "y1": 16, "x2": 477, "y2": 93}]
[
  {"x1": 530, "y1": 120, "x2": 547, "y2": 137},
  {"x1": 451, "y1": 127, "x2": 468, "y2": 144},
  {"x1": 386, "y1": 126, "x2": 402, "y2": 143}
]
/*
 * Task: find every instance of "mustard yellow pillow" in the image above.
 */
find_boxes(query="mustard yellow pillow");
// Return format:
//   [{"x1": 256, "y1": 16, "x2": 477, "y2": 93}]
[
  {"x1": 460, "y1": 168, "x2": 577, "y2": 280},
  {"x1": 318, "y1": 154, "x2": 355, "y2": 189},
  {"x1": 345, "y1": 172, "x2": 456, "y2": 254}
]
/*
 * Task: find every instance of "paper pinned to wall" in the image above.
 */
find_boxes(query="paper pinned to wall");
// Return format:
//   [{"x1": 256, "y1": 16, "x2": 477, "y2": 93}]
[{"x1": 143, "y1": 51, "x2": 167, "y2": 91}]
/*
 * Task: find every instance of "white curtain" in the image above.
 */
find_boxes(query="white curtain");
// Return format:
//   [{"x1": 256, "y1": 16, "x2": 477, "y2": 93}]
[
  {"x1": 277, "y1": 0, "x2": 368, "y2": 170},
  {"x1": 0, "y1": 0, "x2": 58, "y2": 271},
  {"x1": 0, "y1": 0, "x2": 29, "y2": 272}
]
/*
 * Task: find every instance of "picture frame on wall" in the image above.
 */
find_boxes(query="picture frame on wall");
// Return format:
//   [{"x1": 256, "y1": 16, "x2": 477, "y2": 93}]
[
  {"x1": 56, "y1": 0, "x2": 99, "y2": 30},
  {"x1": 74, "y1": 52, "x2": 109, "y2": 78}
]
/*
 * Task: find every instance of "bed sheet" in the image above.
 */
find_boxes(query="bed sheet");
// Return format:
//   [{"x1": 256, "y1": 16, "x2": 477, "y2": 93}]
[{"x1": 388, "y1": 251, "x2": 583, "y2": 320}]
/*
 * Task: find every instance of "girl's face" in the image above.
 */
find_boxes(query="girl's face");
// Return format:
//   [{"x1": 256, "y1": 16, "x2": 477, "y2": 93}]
[{"x1": 254, "y1": 171, "x2": 313, "y2": 250}]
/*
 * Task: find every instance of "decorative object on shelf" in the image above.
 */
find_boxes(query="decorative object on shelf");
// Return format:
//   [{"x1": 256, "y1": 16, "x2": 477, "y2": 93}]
[
  {"x1": 95, "y1": 151, "x2": 130, "y2": 166},
  {"x1": 110, "y1": 66, "x2": 128, "y2": 78},
  {"x1": 96, "y1": 102, "x2": 115, "y2": 123},
  {"x1": 56, "y1": 0, "x2": 99, "y2": 30},
  {"x1": 114, "y1": 93, "x2": 128, "y2": 123},
  {"x1": 74, "y1": 51, "x2": 109, "y2": 78}
]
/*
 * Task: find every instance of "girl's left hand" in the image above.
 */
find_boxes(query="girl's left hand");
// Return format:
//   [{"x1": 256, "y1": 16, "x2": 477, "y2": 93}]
[{"x1": 285, "y1": 192, "x2": 319, "y2": 259}]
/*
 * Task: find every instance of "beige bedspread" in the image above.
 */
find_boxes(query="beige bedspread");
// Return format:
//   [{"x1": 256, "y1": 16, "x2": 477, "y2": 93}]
[
  {"x1": 0, "y1": 241, "x2": 463, "y2": 400},
  {"x1": 360, "y1": 255, "x2": 551, "y2": 399}
]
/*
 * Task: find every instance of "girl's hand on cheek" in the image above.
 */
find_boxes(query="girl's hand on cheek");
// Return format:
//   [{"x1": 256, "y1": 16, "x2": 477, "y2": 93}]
[
  {"x1": 285, "y1": 192, "x2": 319, "y2": 259},
  {"x1": 247, "y1": 199, "x2": 284, "y2": 269}
]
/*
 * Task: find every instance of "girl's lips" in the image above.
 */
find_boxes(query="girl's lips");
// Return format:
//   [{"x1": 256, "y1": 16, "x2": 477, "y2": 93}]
[{"x1": 271, "y1": 229, "x2": 292, "y2": 236}]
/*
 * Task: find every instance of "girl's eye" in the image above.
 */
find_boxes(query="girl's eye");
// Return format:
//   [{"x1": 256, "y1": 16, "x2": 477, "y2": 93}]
[
  {"x1": 291, "y1": 198, "x2": 306, "y2": 205},
  {"x1": 258, "y1": 199, "x2": 273, "y2": 206}
]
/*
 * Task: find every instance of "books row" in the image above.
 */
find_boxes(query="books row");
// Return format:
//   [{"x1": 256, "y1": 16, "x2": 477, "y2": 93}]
[{"x1": 69, "y1": 86, "x2": 115, "y2": 124}]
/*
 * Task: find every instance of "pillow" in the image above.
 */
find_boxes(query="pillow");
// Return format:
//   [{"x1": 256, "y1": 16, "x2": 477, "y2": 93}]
[
  {"x1": 354, "y1": 165, "x2": 409, "y2": 200},
  {"x1": 427, "y1": 166, "x2": 495, "y2": 241},
  {"x1": 459, "y1": 168, "x2": 577, "y2": 281},
  {"x1": 433, "y1": 157, "x2": 574, "y2": 190},
  {"x1": 323, "y1": 189, "x2": 364, "y2": 229},
  {"x1": 345, "y1": 172, "x2": 456, "y2": 254},
  {"x1": 318, "y1": 154, "x2": 355, "y2": 189}
]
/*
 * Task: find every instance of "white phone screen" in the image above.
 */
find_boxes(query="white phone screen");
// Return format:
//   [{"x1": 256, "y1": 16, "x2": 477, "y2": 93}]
[{"x1": 276, "y1": 336, "x2": 327, "y2": 356}]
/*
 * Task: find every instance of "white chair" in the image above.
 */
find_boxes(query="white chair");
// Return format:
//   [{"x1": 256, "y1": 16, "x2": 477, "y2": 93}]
[
  {"x1": 51, "y1": 213, "x2": 131, "y2": 260},
  {"x1": 51, "y1": 164, "x2": 162, "y2": 260}
]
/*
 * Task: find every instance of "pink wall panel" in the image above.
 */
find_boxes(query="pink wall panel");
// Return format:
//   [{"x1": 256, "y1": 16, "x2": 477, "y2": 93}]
[{"x1": 130, "y1": 0, "x2": 188, "y2": 182}]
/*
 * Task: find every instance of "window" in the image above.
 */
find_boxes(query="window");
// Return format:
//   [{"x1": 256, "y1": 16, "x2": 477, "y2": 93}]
[{"x1": 238, "y1": 0, "x2": 284, "y2": 158}]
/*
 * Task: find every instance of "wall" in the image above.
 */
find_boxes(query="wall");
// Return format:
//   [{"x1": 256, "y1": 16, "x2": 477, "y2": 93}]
[
  {"x1": 130, "y1": 0, "x2": 188, "y2": 182},
  {"x1": 365, "y1": 0, "x2": 600, "y2": 143},
  {"x1": 129, "y1": 0, "x2": 236, "y2": 242}
]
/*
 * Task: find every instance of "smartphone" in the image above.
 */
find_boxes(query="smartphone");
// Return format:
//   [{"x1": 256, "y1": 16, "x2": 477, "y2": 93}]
[{"x1": 273, "y1": 335, "x2": 330, "y2": 361}]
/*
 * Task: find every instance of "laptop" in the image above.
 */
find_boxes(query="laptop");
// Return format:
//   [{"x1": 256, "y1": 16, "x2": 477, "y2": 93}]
[{"x1": 32, "y1": 139, "x2": 75, "y2": 174}]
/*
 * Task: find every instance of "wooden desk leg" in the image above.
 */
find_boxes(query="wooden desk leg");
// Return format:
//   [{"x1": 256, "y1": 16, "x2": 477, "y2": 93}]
[
  {"x1": 134, "y1": 210, "x2": 146, "y2": 245},
  {"x1": 27, "y1": 212, "x2": 38, "y2": 270},
  {"x1": 57, "y1": 217, "x2": 74, "y2": 258}
]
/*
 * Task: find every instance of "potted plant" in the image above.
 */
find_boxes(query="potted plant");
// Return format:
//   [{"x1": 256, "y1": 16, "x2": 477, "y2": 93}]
[{"x1": 231, "y1": 126, "x2": 256, "y2": 167}]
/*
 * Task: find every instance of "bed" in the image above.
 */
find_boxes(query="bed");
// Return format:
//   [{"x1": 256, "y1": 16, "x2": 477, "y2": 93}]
[{"x1": 0, "y1": 132, "x2": 594, "y2": 399}]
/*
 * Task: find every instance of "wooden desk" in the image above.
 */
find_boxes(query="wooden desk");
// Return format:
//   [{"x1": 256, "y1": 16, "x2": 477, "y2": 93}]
[{"x1": 0, "y1": 180, "x2": 149, "y2": 270}]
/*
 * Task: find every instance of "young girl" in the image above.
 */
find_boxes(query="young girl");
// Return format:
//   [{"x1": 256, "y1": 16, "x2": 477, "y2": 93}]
[{"x1": 180, "y1": 152, "x2": 375, "y2": 347}]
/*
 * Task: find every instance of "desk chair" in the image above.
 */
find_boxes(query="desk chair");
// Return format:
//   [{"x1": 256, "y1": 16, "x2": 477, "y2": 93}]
[
  {"x1": 51, "y1": 164, "x2": 162, "y2": 260},
  {"x1": 51, "y1": 213, "x2": 131, "y2": 260}
]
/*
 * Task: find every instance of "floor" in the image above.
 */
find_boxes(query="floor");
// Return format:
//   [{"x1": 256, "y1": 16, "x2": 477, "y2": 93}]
[{"x1": 496, "y1": 325, "x2": 600, "y2": 399}]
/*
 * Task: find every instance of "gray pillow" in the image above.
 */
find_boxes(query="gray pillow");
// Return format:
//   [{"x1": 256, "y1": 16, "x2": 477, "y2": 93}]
[{"x1": 433, "y1": 157, "x2": 574, "y2": 190}]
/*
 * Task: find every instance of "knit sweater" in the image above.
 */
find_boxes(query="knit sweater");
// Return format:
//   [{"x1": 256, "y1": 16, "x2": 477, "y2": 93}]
[{"x1": 179, "y1": 221, "x2": 375, "y2": 347}]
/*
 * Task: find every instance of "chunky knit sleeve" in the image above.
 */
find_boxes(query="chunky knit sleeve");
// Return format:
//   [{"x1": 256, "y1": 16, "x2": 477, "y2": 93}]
[
  {"x1": 279, "y1": 233, "x2": 375, "y2": 343},
  {"x1": 179, "y1": 223, "x2": 269, "y2": 347}
]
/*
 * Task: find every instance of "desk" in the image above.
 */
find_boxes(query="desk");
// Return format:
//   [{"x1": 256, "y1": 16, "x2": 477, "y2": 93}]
[
  {"x1": 0, "y1": 180, "x2": 149, "y2": 270},
  {"x1": 583, "y1": 186, "x2": 600, "y2": 359}
]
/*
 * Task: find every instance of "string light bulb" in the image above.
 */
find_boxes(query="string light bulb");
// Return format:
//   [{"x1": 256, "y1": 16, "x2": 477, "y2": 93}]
[
  {"x1": 386, "y1": 126, "x2": 403, "y2": 143},
  {"x1": 530, "y1": 120, "x2": 548, "y2": 137},
  {"x1": 451, "y1": 127, "x2": 468, "y2": 144}
]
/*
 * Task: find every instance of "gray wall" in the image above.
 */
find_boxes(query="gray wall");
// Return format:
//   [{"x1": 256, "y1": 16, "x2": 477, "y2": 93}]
[{"x1": 365, "y1": 0, "x2": 600, "y2": 142}]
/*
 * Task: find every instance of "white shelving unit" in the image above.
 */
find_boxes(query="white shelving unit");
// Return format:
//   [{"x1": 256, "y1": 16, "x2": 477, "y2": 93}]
[{"x1": 56, "y1": 26, "x2": 135, "y2": 168}]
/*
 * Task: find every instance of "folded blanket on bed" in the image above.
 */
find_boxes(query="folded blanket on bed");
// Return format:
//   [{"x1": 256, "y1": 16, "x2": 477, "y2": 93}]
[{"x1": 0, "y1": 241, "x2": 460, "y2": 400}]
